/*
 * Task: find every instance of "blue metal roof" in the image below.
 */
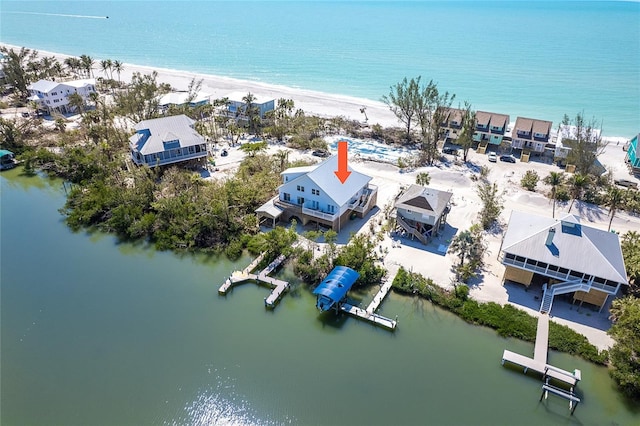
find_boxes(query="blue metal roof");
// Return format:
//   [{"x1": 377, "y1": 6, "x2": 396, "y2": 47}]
[{"x1": 312, "y1": 266, "x2": 359, "y2": 311}]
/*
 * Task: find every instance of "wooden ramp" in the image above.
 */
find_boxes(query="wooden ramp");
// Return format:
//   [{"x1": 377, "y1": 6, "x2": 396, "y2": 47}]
[
  {"x1": 366, "y1": 275, "x2": 395, "y2": 314},
  {"x1": 534, "y1": 313, "x2": 549, "y2": 363}
]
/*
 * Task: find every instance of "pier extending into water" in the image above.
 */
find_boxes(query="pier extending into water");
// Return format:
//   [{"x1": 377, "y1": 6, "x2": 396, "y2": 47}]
[
  {"x1": 501, "y1": 313, "x2": 582, "y2": 414},
  {"x1": 339, "y1": 271, "x2": 398, "y2": 331},
  {"x1": 218, "y1": 253, "x2": 290, "y2": 308}
]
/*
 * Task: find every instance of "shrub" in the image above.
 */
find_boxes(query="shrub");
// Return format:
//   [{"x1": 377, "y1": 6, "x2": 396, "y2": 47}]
[{"x1": 521, "y1": 170, "x2": 539, "y2": 191}]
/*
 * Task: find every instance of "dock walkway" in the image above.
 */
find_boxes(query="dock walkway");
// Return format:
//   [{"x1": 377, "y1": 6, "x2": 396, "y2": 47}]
[
  {"x1": 218, "y1": 253, "x2": 290, "y2": 308},
  {"x1": 501, "y1": 313, "x2": 582, "y2": 414},
  {"x1": 339, "y1": 270, "x2": 398, "y2": 331}
]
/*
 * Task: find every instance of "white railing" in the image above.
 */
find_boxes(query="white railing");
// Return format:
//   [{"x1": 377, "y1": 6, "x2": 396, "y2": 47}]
[{"x1": 302, "y1": 207, "x2": 335, "y2": 222}]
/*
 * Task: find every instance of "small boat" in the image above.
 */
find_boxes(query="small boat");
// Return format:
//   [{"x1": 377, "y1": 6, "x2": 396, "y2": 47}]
[{"x1": 0, "y1": 150, "x2": 16, "y2": 170}]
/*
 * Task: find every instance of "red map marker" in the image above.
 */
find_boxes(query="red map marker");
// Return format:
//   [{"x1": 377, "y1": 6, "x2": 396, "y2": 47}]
[{"x1": 334, "y1": 140, "x2": 351, "y2": 184}]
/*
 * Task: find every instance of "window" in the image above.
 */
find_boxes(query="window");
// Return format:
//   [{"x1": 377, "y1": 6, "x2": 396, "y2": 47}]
[
  {"x1": 505, "y1": 253, "x2": 515, "y2": 260},
  {"x1": 311, "y1": 200, "x2": 319, "y2": 209},
  {"x1": 297, "y1": 185, "x2": 305, "y2": 192},
  {"x1": 515, "y1": 256, "x2": 526, "y2": 263},
  {"x1": 283, "y1": 193, "x2": 290, "y2": 202},
  {"x1": 327, "y1": 204, "x2": 335, "y2": 213},
  {"x1": 311, "y1": 188, "x2": 320, "y2": 196},
  {"x1": 297, "y1": 197, "x2": 304, "y2": 205}
]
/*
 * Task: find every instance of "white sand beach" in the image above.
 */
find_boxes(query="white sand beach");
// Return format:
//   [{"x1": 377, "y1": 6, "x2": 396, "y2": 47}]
[{"x1": 6, "y1": 43, "x2": 639, "y2": 350}]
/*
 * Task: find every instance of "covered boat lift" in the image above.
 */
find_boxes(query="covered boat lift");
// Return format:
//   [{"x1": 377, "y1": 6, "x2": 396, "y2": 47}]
[{"x1": 313, "y1": 266, "x2": 359, "y2": 312}]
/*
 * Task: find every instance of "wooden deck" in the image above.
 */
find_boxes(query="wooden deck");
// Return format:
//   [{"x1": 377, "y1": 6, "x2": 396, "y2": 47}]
[
  {"x1": 501, "y1": 313, "x2": 582, "y2": 389},
  {"x1": 218, "y1": 253, "x2": 289, "y2": 308},
  {"x1": 366, "y1": 278, "x2": 394, "y2": 314},
  {"x1": 340, "y1": 303, "x2": 397, "y2": 330}
]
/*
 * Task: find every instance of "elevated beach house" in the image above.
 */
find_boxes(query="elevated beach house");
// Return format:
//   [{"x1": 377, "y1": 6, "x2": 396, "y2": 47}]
[
  {"x1": 511, "y1": 117, "x2": 553, "y2": 158},
  {"x1": 226, "y1": 91, "x2": 275, "y2": 120},
  {"x1": 392, "y1": 184, "x2": 452, "y2": 245},
  {"x1": 129, "y1": 114, "x2": 208, "y2": 167},
  {"x1": 158, "y1": 91, "x2": 211, "y2": 113},
  {"x1": 256, "y1": 155, "x2": 377, "y2": 230},
  {"x1": 473, "y1": 111, "x2": 510, "y2": 153},
  {"x1": 625, "y1": 133, "x2": 640, "y2": 176},
  {"x1": 27, "y1": 78, "x2": 96, "y2": 115},
  {"x1": 440, "y1": 107, "x2": 464, "y2": 144},
  {"x1": 499, "y1": 211, "x2": 628, "y2": 313}
]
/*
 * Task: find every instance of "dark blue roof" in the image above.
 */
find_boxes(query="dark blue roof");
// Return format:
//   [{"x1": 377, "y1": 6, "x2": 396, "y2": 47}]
[{"x1": 312, "y1": 266, "x2": 359, "y2": 306}]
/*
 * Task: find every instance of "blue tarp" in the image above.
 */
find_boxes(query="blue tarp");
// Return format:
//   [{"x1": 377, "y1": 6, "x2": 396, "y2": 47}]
[{"x1": 312, "y1": 266, "x2": 359, "y2": 311}]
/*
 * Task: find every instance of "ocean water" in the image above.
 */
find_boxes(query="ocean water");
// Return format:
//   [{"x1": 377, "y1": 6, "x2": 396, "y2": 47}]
[{"x1": 1, "y1": 1, "x2": 639, "y2": 138}]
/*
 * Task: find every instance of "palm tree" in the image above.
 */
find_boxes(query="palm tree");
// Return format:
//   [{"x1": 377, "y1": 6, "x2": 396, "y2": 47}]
[
  {"x1": 100, "y1": 59, "x2": 113, "y2": 80},
  {"x1": 544, "y1": 171, "x2": 564, "y2": 218},
  {"x1": 567, "y1": 173, "x2": 590, "y2": 213},
  {"x1": 113, "y1": 60, "x2": 123, "y2": 83},
  {"x1": 605, "y1": 186, "x2": 625, "y2": 232},
  {"x1": 80, "y1": 55, "x2": 94, "y2": 78}
]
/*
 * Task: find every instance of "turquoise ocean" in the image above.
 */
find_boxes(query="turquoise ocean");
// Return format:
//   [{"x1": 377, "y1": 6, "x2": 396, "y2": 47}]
[{"x1": 1, "y1": 1, "x2": 638, "y2": 138}]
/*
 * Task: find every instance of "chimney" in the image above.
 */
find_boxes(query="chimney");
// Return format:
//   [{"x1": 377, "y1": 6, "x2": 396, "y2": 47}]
[{"x1": 545, "y1": 228, "x2": 556, "y2": 246}]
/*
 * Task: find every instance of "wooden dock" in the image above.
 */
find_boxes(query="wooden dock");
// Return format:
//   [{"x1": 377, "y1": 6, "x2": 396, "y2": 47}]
[
  {"x1": 340, "y1": 303, "x2": 397, "y2": 330},
  {"x1": 501, "y1": 313, "x2": 582, "y2": 414},
  {"x1": 338, "y1": 270, "x2": 398, "y2": 331},
  {"x1": 218, "y1": 253, "x2": 289, "y2": 308}
]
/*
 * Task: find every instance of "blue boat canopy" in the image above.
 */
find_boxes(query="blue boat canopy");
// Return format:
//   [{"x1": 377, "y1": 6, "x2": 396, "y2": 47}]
[
  {"x1": 312, "y1": 266, "x2": 359, "y2": 311},
  {"x1": 0, "y1": 150, "x2": 14, "y2": 158}
]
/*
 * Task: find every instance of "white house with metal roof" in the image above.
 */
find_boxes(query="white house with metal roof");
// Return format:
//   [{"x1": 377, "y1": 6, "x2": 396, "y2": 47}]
[
  {"x1": 256, "y1": 155, "x2": 377, "y2": 230},
  {"x1": 392, "y1": 184, "x2": 452, "y2": 245},
  {"x1": 129, "y1": 114, "x2": 208, "y2": 167},
  {"x1": 27, "y1": 78, "x2": 96, "y2": 115},
  {"x1": 499, "y1": 211, "x2": 628, "y2": 313}
]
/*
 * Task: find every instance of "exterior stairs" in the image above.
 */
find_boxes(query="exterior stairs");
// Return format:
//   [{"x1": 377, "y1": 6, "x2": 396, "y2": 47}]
[
  {"x1": 539, "y1": 279, "x2": 593, "y2": 314},
  {"x1": 395, "y1": 214, "x2": 428, "y2": 245}
]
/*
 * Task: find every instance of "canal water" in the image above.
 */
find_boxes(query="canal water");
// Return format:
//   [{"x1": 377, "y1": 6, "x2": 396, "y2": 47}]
[{"x1": 1, "y1": 169, "x2": 638, "y2": 425}]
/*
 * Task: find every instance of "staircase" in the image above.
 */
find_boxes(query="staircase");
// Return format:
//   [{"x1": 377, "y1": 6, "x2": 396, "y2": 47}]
[
  {"x1": 539, "y1": 279, "x2": 593, "y2": 313},
  {"x1": 395, "y1": 215, "x2": 428, "y2": 245}
]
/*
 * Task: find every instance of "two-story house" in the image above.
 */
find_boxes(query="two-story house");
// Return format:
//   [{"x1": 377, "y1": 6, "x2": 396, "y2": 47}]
[
  {"x1": 256, "y1": 155, "x2": 377, "y2": 231},
  {"x1": 511, "y1": 117, "x2": 553, "y2": 154},
  {"x1": 473, "y1": 111, "x2": 510, "y2": 146},
  {"x1": 392, "y1": 184, "x2": 452, "y2": 245},
  {"x1": 499, "y1": 211, "x2": 628, "y2": 313},
  {"x1": 27, "y1": 78, "x2": 96, "y2": 115},
  {"x1": 226, "y1": 91, "x2": 275, "y2": 120},
  {"x1": 129, "y1": 114, "x2": 208, "y2": 167},
  {"x1": 158, "y1": 91, "x2": 211, "y2": 113},
  {"x1": 440, "y1": 107, "x2": 465, "y2": 144}
]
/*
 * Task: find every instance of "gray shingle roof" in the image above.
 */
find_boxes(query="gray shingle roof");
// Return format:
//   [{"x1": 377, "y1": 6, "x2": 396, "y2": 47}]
[
  {"x1": 395, "y1": 184, "x2": 452, "y2": 217},
  {"x1": 501, "y1": 211, "x2": 627, "y2": 284},
  {"x1": 130, "y1": 115, "x2": 205, "y2": 155}
]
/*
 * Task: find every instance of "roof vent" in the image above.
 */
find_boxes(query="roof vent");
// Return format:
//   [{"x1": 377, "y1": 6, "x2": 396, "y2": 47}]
[{"x1": 545, "y1": 228, "x2": 556, "y2": 246}]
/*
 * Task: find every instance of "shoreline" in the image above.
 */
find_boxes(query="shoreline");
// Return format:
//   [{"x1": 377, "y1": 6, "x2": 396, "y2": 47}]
[{"x1": 2, "y1": 42, "x2": 634, "y2": 142}]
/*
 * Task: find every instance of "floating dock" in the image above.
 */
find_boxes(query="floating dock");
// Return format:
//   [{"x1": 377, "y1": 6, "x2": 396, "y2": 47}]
[
  {"x1": 501, "y1": 313, "x2": 582, "y2": 414},
  {"x1": 218, "y1": 253, "x2": 289, "y2": 308}
]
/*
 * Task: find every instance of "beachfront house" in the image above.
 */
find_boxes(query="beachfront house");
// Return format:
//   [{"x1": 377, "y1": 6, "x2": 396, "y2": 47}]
[
  {"x1": 256, "y1": 155, "x2": 377, "y2": 231},
  {"x1": 226, "y1": 91, "x2": 275, "y2": 120},
  {"x1": 129, "y1": 114, "x2": 208, "y2": 167},
  {"x1": 158, "y1": 91, "x2": 211, "y2": 113},
  {"x1": 511, "y1": 117, "x2": 553, "y2": 159},
  {"x1": 392, "y1": 184, "x2": 452, "y2": 245},
  {"x1": 499, "y1": 211, "x2": 628, "y2": 313},
  {"x1": 27, "y1": 78, "x2": 96, "y2": 115},
  {"x1": 473, "y1": 111, "x2": 510, "y2": 153},
  {"x1": 440, "y1": 107, "x2": 464, "y2": 144},
  {"x1": 625, "y1": 133, "x2": 640, "y2": 176},
  {"x1": 552, "y1": 124, "x2": 604, "y2": 170}
]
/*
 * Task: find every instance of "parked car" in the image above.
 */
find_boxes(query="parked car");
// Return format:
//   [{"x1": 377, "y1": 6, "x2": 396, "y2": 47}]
[
  {"x1": 487, "y1": 152, "x2": 497, "y2": 162},
  {"x1": 312, "y1": 150, "x2": 330, "y2": 157},
  {"x1": 614, "y1": 178, "x2": 638, "y2": 189},
  {"x1": 442, "y1": 146, "x2": 458, "y2": 155},
  {"x1": 500, "y1": 154, "x2": 516, "y2": 163}
]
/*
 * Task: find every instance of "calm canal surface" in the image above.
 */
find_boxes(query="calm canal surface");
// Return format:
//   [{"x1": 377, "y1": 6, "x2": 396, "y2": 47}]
[{"x1": 1, "y1": 169, "x2": 638, "y2": 425}]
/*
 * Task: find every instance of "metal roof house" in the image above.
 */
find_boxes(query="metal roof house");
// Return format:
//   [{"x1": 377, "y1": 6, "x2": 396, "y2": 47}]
[
  {"x1": 158, "y1": 91, "x2": 211, "y2": 113},
  {"x1": 256, "y1": 155, "x2": 378, "y2": 231},
  {"x1": 313, "y1": 266, "x2": 360, "y2": 311},
  {"x1": 129, "y1": 114, "x2": 208, "y2": 167},
  {"x1": 226, "y1": 91, "x2": 275, "y2": 119},
  {"x1": 27, "y1": 78, "x2": 96, "y2": 115},
  {"x1": 499, "y1": 211, "x2": 628, "y2": 313},
  {"x1": 392, "y1": 184, "x2": 452, "y2": 245}
]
